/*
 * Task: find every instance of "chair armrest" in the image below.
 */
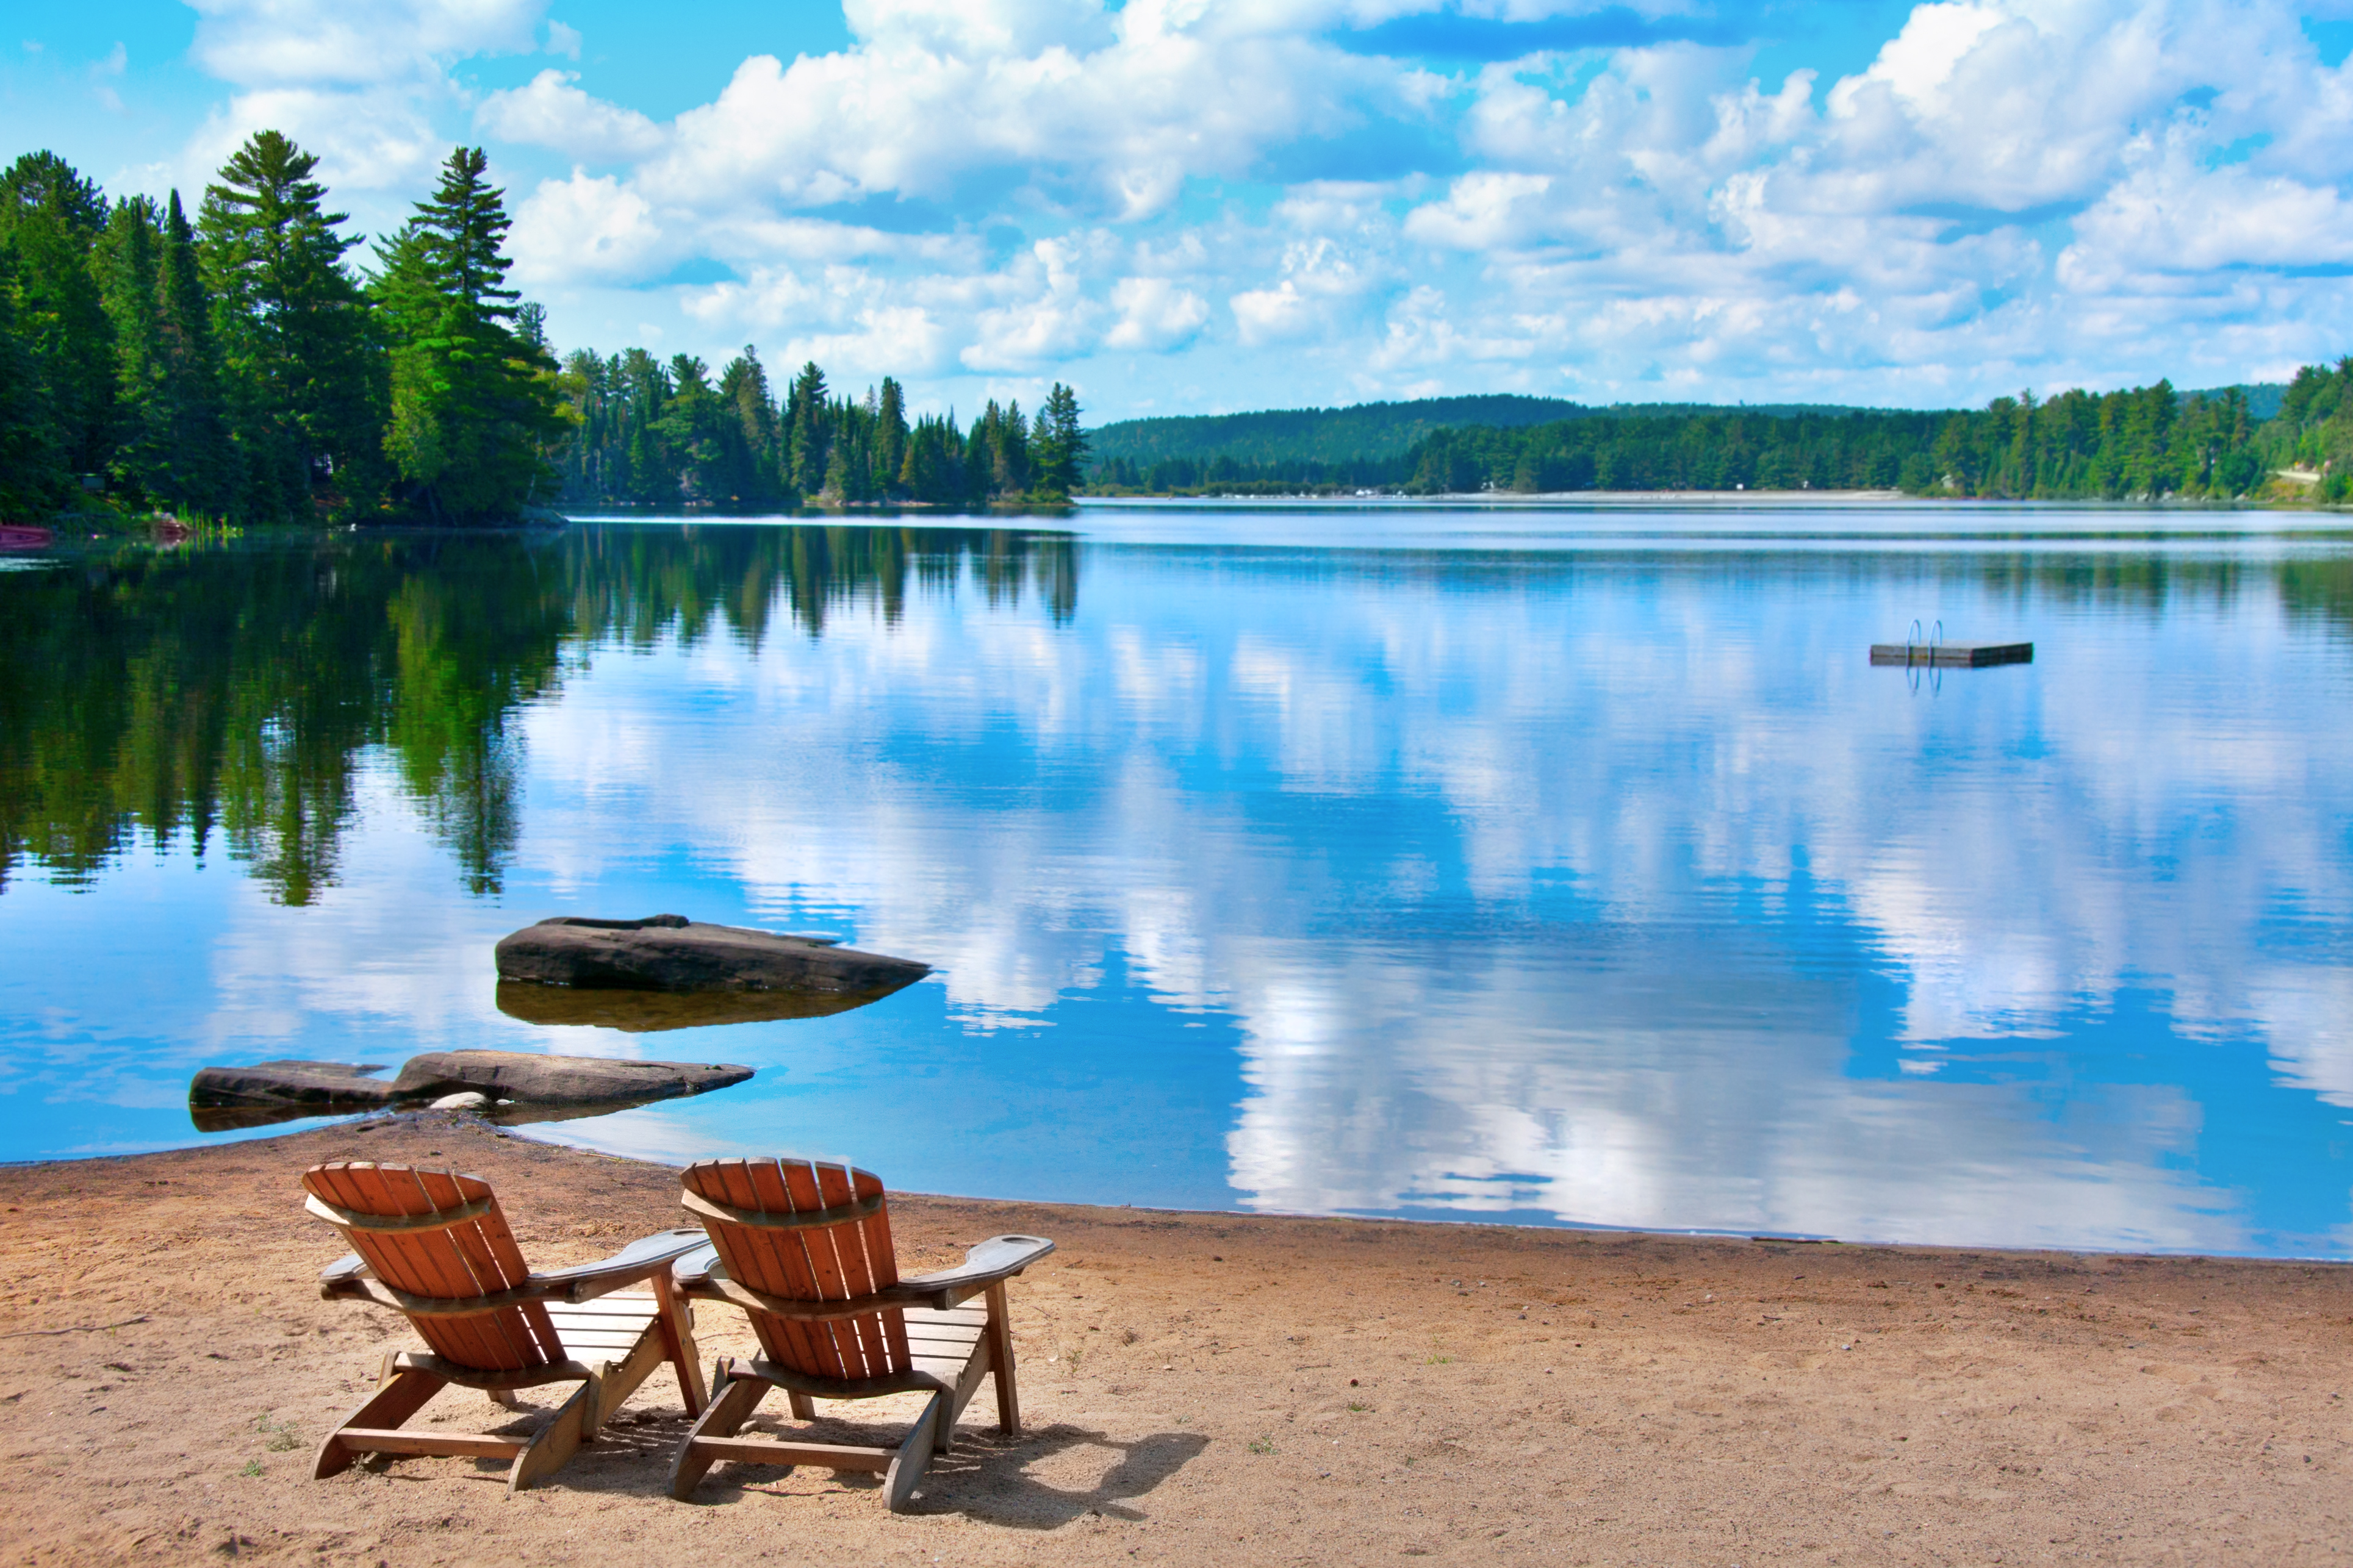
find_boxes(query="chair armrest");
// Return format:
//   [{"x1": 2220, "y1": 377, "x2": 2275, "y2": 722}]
[
  {"x1": 675, "y1": 1234, "x2": 1055, "y2": 1319},
  {"x1": 901, "y1": 1234, "x2": 1057, "y2": 1305},
  {"x1": 672, "y1": 1243, "x2": 720, "y2": 1291},
  {"x1": 529, "y1": 1228, "x2": 709, "y2": 1303},
  {"x1": 319, "y1": 1251, "x2": 370, "y2": 1297}
]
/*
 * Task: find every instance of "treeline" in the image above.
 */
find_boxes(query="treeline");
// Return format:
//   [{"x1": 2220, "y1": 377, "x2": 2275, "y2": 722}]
[
  {"x1": 1396, "y1": 382, "x2": 2283, "y2": 499},
  {"x1": 1088, "y1": 452, "x2": 1405, "y2": 493},
  {"x1": 0, "y1": 137, "x2": 566, "y2": 525},
  {"x1": 0, "y1": 523, "x2": 1079, "y2": 902},
  {"x1": 552, "y1": 354, "x2": 1085, "y2": 510},
  {"x1": 1090, "y1": 375, "x2": 2352, "y2": 502},
  {"x1": 1085, "y1": 393, "x2": 1889, "y2": 474},
  {"x1": 0, "y1": 137, "x2": 1079, "y2": 526}
]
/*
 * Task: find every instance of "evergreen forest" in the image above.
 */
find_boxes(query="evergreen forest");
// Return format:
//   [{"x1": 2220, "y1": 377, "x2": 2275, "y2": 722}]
[
  {"x1": 10, "y1": 134, "x2": 2353, "y2": 518},
  {"x1": 1087, "y1": 375, "x2": 2353, "y2": 502},
  {"x1": 0, "y1": 139, "x2": 1085, "y2": 526}
]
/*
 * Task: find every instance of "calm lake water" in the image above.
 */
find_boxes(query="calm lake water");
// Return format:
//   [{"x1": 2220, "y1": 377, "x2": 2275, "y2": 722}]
[{"x1": 4, "y1": 501, "x2": 2351, "y2": 1258}]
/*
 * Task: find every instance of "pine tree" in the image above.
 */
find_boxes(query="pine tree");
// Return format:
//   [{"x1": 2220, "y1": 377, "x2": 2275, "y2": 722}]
[
  {"x1": 152, "y1": 193, "x2": 228, "y2": 512},
  {"x1": 786, "y1": 361, "x2": 828, "y2": 495},
  {"x1": 1031, "y1": 381, "x2": 1086, "y2": 501},
  {"x1": 375, "y1": 146, "x2": 565, "y2": 523},
  {"x1": 0, "y1": 241, "x2": 66, "y2": 513},
  {"x1": 200, "y1": 131, "x2": 383, "y2": 521},
  {"x1": 97, "y1": 195, "x2": 164, "y2": 497},
  {"x1": 875, "y1": 376, "x2": 907, "y2": 498},
  {"x1": 1, "y1": 152, "x2": 115, "y2": 485}
]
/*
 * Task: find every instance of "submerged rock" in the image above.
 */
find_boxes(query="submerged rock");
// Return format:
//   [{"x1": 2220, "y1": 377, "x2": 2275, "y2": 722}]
[
  {"x1": 494, "y1": 914, "x2": 929, "y2": 998},
  {"x1": 188, "y1": 1048, "x2": 753, "y2": 1133}
]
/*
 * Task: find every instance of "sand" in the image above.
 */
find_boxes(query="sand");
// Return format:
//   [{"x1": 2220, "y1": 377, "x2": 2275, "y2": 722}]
[{"x1": 0, "y1": 1111, "x2": 2346, "y2": 1566}]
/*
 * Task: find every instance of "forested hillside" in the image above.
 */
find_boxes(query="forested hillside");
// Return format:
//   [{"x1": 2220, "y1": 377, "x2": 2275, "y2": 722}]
[
  {"x1": 1089, "y1": 376, "x2": 2342, "y2": 502},
  {"x1": 0, "y1": 141, "x2": 1085, "y2": 524}
]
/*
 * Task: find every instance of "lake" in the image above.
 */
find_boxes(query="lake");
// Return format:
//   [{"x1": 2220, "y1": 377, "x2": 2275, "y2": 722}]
[{"x1": 4, "y1": 500, "x2": 2349, "y2": 1258}]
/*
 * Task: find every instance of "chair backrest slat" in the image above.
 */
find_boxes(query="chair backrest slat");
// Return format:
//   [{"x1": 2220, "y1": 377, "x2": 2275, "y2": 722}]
[
  {"x1": 711, "y1": 1158, "x2": 833, "y2": 1376},
  {"x1": 682, "y1": 1156, "x2": 907, "y2": 1384},
  {"x1": 303, "y1": 1162, "x2": 561, "y2": 1371}
]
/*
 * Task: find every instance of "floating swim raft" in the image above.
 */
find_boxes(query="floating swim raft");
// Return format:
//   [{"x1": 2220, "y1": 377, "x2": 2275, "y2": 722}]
[{"x1": 1869, "y1": 640, "x2": 2032, "y2": 668}]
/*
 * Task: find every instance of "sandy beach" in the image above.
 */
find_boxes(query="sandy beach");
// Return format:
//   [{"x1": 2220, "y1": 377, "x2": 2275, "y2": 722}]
[{"x1": 0, "y1": 1111, "x2": 2346, "y2": 1566}]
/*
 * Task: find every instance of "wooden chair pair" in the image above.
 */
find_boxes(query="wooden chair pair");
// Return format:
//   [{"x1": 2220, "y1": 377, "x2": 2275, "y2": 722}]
[{"x1": 303, "y1": 1157, "x2": 1053, "y2": 1510}]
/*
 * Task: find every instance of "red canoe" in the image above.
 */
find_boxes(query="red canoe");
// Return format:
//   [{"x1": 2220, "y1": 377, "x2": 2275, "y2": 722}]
[{"x1": 0, "y1": 524, "x2": 54, "y2": 551}]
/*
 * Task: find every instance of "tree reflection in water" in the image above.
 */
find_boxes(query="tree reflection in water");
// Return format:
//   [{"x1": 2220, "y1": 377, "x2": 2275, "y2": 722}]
[{"x1": 0, "y1": 522, "x2": 1080, "y2": 902}]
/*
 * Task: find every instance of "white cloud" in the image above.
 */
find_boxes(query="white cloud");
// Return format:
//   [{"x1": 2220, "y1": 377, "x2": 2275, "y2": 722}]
[
  {"x1": 145, "y1": 0, "x2": 2353, "y2": 412},
  {"x1": 179, "y1": 0, "x2": 551, "y2": 192},
  {"x1": 1402, "y1": 170, "x2": 1554, "y2": 249},
  {"x1": 1105, "y1": 276, "x2": 1210, "y2": 351},
  {"x1": 511, "y1": 169, "x2": 667, "y2": 283},
  {"x1": 477, "y1": 70, "x2": 664, "y2": 162},
  {"x1": 187, "y1": 0, "x2": 543, "y2": 88}
]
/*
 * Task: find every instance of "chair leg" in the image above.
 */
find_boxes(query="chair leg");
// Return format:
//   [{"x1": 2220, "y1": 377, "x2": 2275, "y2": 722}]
[
  {"x1": 508, "y1": 1380, "x2": 594, "y2": 1494},
  {"x1": 787, "y1": 1390, "x2": 817, "y2": 1420},
  {"x1": 653, "y1": 1274, "x2": 708, "y2": 1418},
  {"x1": 315, "y1": 1369, "x2": 446, "y2": 1480},
  {"x1": 985, "y1": 1281, "x2": 1022, "y2": 1434},
  {"x1": 885, "y1": 1392, "x2": 945, "y2": 1513},
  {"x1": 670, "y1": 1369, "x2": 770, "y2": 1500},
  {"x1": 592, "y1": 1328, "x2": 670, "y2": 1437}
]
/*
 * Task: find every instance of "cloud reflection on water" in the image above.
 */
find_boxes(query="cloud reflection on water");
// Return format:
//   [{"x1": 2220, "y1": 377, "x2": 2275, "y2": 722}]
[
  {"x1": 2, "y1": 511, "x2": 2349, "y2": 1255},
  {"x1": 505, "y1": 520, "x2": 2352, "y2": 1253}
]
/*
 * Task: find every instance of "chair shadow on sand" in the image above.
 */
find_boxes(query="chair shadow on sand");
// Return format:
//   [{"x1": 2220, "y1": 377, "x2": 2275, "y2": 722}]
[{"x1": 461, "y1": 1402, "x2": 1210, "y2": 1526}]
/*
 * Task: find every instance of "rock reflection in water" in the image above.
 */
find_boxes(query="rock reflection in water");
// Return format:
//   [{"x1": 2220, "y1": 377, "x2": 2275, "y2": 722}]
[
  {"x1": 187, "y1": 1087, "x2": 722, "y2": 1135},
  {"x1": 494, "y1": 979, "x2": 905, "y2": 1031}
]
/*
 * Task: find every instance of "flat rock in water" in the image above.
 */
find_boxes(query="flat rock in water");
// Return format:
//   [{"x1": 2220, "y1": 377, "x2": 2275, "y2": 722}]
[
  {"x1": 188, "y1": 1049, "x2": 753, "y2": 1132},
  {"x1": 494, "y1": 914, "x2": 930, "y2": 997},
  {"x1": 384, "y1": 1049, "x2": 751, "y2": 1104},
  {"x1": 188, "y1": 1059, "x2": 396, "y2": 1111}
]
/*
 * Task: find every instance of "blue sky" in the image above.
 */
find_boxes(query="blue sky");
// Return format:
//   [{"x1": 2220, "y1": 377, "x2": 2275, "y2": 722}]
[{"x1": 7, "y1": 0, "x2": 2353, "y2": 421}]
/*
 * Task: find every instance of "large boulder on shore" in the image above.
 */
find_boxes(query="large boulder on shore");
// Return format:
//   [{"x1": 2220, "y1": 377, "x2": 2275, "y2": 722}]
[{"x1": 494, "y1": 914, "x2": 929, "y2": 998}]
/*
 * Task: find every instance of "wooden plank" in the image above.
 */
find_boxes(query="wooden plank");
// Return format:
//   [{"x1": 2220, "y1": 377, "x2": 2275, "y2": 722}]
[
  {"x1": 687, "y1": 1436, "x2": 894, "y2": 1473},
  {"x1": 336, "y1": 1428, "x2": 525, "y2": 1459}
]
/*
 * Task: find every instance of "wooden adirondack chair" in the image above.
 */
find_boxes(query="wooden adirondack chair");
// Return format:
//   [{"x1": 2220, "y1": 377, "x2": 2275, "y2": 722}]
[
  {"x1": 668, "y1": 1156, "x2": 1055, "y2": 1511},
  {"x1": 302, "y1": 1162, "x2": 711, "y2": 1492}
]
